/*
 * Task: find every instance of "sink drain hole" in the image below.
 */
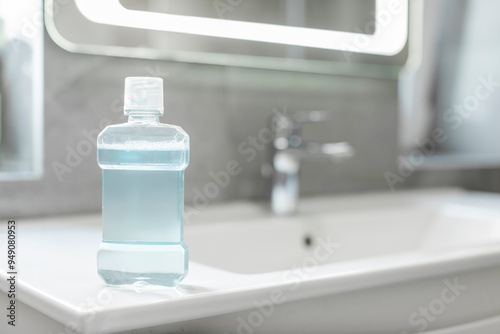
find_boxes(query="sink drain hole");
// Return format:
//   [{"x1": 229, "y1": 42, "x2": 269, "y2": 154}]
[{"x1": 303, "y1": 235, "x2": 313, "y2": 247}]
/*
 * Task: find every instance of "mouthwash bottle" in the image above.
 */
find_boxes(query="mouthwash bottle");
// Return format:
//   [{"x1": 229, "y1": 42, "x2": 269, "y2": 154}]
[{"x1": 97, "y1": 77, "x2": 189, "y2": 287}]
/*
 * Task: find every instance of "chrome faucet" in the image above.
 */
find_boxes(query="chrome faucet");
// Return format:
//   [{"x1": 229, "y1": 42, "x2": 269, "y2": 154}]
[{"x1": 270, "y1": 111, "x2": 355, "y2": 215}]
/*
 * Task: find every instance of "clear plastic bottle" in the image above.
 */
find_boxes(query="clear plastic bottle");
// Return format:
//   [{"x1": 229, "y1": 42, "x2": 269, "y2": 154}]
[{"x1": 97, "y1": 77, "x2": 189, "y2": 287}]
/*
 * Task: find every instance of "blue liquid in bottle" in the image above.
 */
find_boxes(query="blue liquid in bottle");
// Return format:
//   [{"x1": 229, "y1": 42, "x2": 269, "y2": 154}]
[{"x1": 97, "y1": 77, "x2": 189, "y2": 287}]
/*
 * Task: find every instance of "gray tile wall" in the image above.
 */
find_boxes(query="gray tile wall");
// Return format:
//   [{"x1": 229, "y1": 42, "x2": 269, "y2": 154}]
[{"x1": 0, "y1": 32, "x2": 496, "y2": 219}]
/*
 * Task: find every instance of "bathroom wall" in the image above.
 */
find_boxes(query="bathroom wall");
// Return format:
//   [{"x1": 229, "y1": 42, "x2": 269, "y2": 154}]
[{"x1": 0, "y1": 31, "x2": 498, "y2": 219}]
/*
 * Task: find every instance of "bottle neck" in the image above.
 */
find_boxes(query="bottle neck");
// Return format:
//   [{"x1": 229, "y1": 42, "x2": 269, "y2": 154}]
[{"x1": 127, "y1": 112, "x2": 161, "y2": 124}]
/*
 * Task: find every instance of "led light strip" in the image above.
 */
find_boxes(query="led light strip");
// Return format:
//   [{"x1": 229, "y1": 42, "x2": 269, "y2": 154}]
[{"x1": 75, "y1": 0, "x2": 407, "y2": 56}]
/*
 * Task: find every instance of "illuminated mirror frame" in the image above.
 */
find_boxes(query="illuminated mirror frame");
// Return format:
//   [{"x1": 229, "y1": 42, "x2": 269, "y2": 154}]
[
  {"x1": 46, "y1": 0, "x2": 408, "y2": 77},
  {"x1": 74, "y1": 0, "x2": 408, "y2": 56}
]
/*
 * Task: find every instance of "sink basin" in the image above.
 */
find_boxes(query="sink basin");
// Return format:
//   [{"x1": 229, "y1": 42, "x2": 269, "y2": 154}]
[
  {"x1": 187, "y1": 190, "x2": 500, "y2": 274},
  {"x1": 2, "y1": 188, "x2": 500, "y2": 334}
]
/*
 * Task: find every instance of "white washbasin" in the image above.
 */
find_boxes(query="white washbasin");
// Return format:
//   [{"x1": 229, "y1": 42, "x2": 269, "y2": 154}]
[
  {"x1": 187, "y1": 190, "x2": 500, "y2": 274},
  {"x1": 2, "y1": 188, "x2": 500, "y2": 334}
]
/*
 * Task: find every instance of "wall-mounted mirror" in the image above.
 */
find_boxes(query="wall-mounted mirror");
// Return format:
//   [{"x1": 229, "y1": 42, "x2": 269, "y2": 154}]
[
  {"x1": 46, "y1": 0, "x2": 408, "y2": 78},
  {"x1": 0, "y1": 0, "x2": 43, "y2": 180}
]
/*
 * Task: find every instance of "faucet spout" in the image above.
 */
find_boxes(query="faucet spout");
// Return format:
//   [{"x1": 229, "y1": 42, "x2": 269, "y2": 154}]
[{"x1": 285, "y1": 142, "x2": 354, "y2": 161}]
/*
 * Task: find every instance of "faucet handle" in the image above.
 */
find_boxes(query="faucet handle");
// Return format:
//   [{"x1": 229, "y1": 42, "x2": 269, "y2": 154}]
[{"x1": 272, "y1": 110, "x2": 333, "y2": 140}]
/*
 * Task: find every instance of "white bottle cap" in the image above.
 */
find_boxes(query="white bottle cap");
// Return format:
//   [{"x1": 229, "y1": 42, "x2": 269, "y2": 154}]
[{"x1": 124, "y1": 77, "x2": 164, "y2": 115}]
